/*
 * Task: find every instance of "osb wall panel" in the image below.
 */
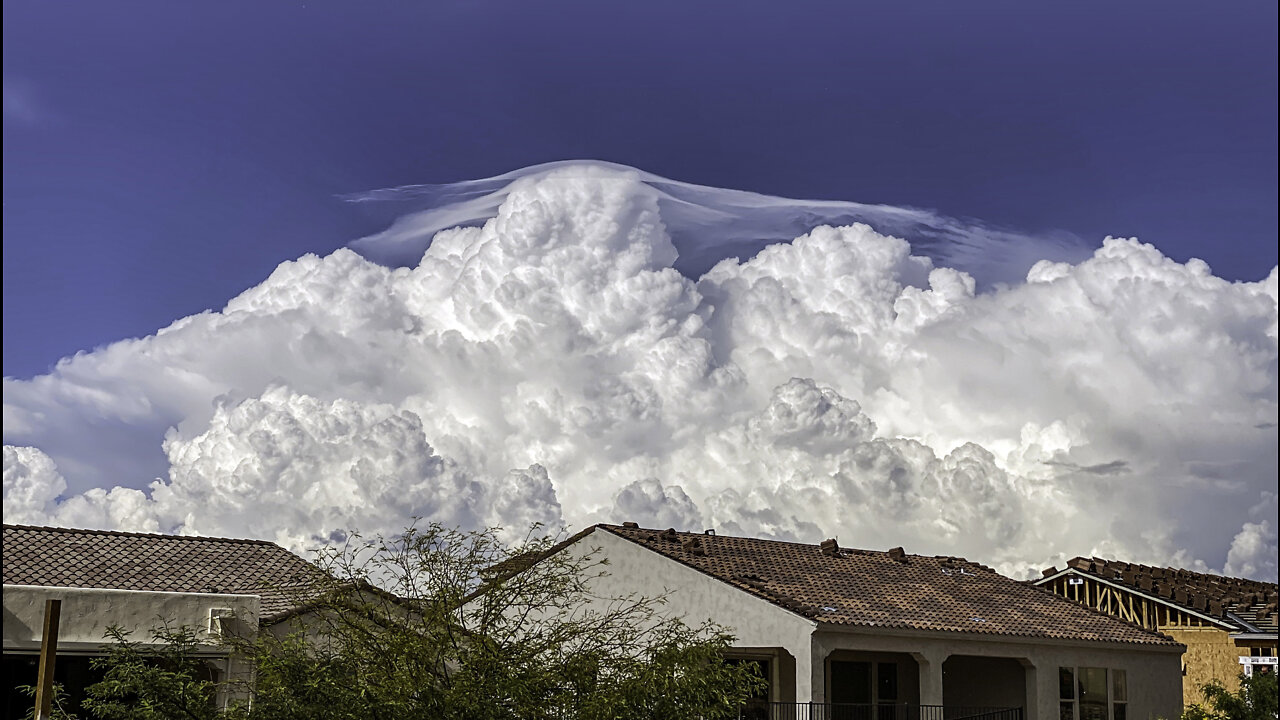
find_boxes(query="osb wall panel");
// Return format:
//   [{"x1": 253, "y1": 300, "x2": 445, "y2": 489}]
[{"x1": 1163, "y1": 627, "x2": 1242, "y2": 708}]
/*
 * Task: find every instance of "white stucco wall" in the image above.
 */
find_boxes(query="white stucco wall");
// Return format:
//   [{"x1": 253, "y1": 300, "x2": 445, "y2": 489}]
[
  {"x1": 3, "y1": 585, "x2": 261, "y2": 707},
  {"x1": 565, "y1": 529, "x2": 819, "y2": 701},
  {"x1": 3, "y1": 584, "x2": 260, "y2": 652}
]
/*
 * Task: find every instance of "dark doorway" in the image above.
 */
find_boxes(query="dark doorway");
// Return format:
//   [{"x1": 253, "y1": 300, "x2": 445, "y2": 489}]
[
  {"x1": 830, "y1": 661, "x2": 872, "y2": 720},
  {"x1": 831, "y1": 660, "x2": 872, "y2": 703}
]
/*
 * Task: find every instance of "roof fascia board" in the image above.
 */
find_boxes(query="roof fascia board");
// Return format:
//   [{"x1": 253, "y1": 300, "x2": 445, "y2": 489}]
[
  {"x1": 2, "y1": 584, "x2": 260, "y2": 601},
  {"x1": 1035, "y1": 568, "x2": 1236, "y2": 630},
  {"x1": 814, "y1": 620, "x2": 1184, "y2": 653},
  {"x1": 2, "y1": 642, "x2": 232, "y2": 656},
  {"x1": 1230, "y1": 632, "x2": 1279, "y2": 641}
]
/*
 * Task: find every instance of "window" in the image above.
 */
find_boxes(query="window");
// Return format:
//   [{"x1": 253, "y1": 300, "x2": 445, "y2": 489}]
[
  {"x1": 1241, "y1": 648, "x2": 1278, "y2": 677},
  {"x1": 1057, "y1": 667, "x2": 1127, "y2": 720},
  {"x1": 1112, "y1": 670, "x2": 1127, "y2": 720},
  {"x1": 1079, "y1": 668, "x2": 1107, "y2": 720},
  {"x1": 1060, "y1": 667, "x2": 1075, "y2": 720}
]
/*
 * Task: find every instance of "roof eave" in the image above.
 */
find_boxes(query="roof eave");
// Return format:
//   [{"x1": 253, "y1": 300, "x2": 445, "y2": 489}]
[{"x1": 813, "y1": 619, "x2": 1185, "y2": 651}]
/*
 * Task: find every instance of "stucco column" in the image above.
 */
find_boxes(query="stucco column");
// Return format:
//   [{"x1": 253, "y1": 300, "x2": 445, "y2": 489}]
[
  {"x1": 1019, "y1": 658, "x2": 1039, "y2": 720},
  {"x1": 911, "y1": 650, "x2": 946, "y2": 705},
  {"x1": 803, "y1": 634, "x2": 829, "y2": 703},
  {"x1": 794, "y1": 643, "x2": 815, "y2": 703}
]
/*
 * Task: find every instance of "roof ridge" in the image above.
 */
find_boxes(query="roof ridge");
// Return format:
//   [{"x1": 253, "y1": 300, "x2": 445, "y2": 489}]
[
  {"x1": 2, "y1": 523, "x2": 280, "y2": 547},
  {"x1": 595, "y1": 523, "x2": 949, "y2": 561},
  {"x1": 1071, "y1": 554, "x2": 1278, "y2": 589}
]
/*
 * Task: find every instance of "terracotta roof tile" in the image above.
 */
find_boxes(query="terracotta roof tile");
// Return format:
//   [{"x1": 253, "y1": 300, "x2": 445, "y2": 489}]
[
  {"x1": 2, "y1": 524, "x2": 324, "y2": 622},
  {"x1": 598, "y1": 525, "x2": 1178, "y2": 646}
]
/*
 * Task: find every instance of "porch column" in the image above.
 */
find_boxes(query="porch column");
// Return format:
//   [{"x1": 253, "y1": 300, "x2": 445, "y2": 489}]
[
  {"x1": 795, "y1": 645, "x2": 815, "y2": 703},
  {"x1": 911, "y1": 650, "x2": 946, "y2": 705},
  {"x1": 1020, "y1": 658, "x2": 1040, "y2": 720}
]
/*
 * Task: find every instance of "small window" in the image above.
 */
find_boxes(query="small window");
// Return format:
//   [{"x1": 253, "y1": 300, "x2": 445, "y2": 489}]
[{"x1": 1113, "y1": 669, "x2": 1127, "y2": 720}]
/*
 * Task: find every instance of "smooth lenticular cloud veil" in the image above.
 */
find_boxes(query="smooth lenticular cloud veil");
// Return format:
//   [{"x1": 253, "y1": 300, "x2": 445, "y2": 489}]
[
  {"x1": 347, "y1": 160, "x2": 1089, "y2": 286},
  {"x1": 3, "y1": 162, "x2": 1277, "y2": 580}
]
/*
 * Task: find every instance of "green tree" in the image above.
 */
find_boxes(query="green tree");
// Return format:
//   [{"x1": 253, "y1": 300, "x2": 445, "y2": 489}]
[
  {"x1": 77, "y1": 524, "x2": 764, "y2": 720},
  {"x1": 83, "y1": 626, "x2": 222, "y2": 720},
  {"x1": 1181, "y1": 671, "x2": 1278, "y2": 720}
]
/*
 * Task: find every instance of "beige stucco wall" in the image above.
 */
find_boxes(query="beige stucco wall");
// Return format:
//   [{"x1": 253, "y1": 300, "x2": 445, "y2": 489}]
[
  {"x1": 566, "y1": 531, "x2": 1183, "y2": 719},
  {"x1": 1161, "y1": 627, "x2": 1266, "y2": 708},
  {"x1": 2, "y1": 584, "x2": 259, "y2": 705}
]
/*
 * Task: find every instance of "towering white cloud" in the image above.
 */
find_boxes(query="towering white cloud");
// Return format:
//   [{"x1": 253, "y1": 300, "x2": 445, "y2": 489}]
[{"x1": 3, "y1": 163, "x2": 1276, "y2": 579}]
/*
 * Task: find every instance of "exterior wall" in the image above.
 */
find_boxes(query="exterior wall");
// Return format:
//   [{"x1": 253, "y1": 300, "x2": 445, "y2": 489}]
[
  {"x1": 3, "y1": 584, "x2": 259, "y2": 651},
  {"x1": 2, "y1": 584, "x2": 259, "y2": 706},
  {"x1": 568, "y1": 530, "x2": 818, "y2": 702},
  {"x1": 1162, "y1": 626, "x2": 1260, "y2": 707},
  {"x1": 813, "y1": 625, "x2": 1183, "y2": 720}
]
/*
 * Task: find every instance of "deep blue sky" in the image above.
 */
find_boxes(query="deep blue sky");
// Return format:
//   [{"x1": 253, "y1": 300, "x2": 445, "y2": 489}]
[{"x1": 4, "y1": 0, "x2": 1276, "y2": 379}]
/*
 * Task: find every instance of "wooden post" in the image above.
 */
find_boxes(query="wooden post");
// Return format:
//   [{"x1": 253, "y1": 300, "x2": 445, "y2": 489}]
[{"x1": 34, "y1": 598, "x2": 62, "y2": 720}]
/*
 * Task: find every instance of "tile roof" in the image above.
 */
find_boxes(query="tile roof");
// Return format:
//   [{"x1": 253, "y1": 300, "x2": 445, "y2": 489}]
[
  {"x1": 597, "y1": 524, "x2": 1179, "y2": 646},
  {"x1": 1044, "y1": 556, "x2": 1279, "y2": 633},
  {"x1": 2, "y1": 524, "x2": 325, "y2": 622}
]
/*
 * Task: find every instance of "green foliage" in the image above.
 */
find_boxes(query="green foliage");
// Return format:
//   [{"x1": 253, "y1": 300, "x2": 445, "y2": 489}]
[
  {"x1": 1181, "y1": 671, "x2": 1278, "y2": 720},
  {"x1": 76, "y1": 523, "x2": 765, "y2": 720},
  {"x1": 17, "y1": 681, "x2": 79, "y2": 720},
  {"x1": 82, "y1": 626, "x2": 223, "y2": 720}
]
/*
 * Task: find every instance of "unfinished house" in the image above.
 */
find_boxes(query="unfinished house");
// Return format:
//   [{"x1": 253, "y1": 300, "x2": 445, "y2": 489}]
[
  {"x1": 539, "y1": 524, "x2": 1185, "y2": 720},
  {"x1": 1, "y1": 524, "x2": 323, "y2": 717},
  {"x1": 1035, "y1": 557, "x2": 1278, "y2": 707}
]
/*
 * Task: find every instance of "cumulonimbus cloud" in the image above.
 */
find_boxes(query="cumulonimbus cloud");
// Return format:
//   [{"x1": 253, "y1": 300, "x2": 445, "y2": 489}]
[{"x1": 4, "y1": 162, "x2": 1277, "y2": 580}]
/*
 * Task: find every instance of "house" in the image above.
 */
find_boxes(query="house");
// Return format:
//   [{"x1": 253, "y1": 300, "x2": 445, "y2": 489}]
[
  {"x1": 1035, "y1": 557, "x2": 1278, "y2": 707},
  {"x1": 4, "y1": 522, "x2": 1188, "y2": 719},
  {"x1": 1, "y1": 523, "x2": 323, "y2": 716},
  {"x1": 542, "y1": 524, "x2": 1184, "y2": 720}
]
